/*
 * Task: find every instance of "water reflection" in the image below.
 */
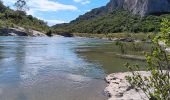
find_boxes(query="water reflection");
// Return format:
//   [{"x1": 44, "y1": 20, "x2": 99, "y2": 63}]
[{"x1": 0, "y1": 36, "x2": 107, "y2": 100}]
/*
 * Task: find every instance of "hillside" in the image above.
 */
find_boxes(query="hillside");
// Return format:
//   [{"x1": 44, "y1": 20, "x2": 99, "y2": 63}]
[
  {"x1": 0, "y1": 1, "x2": 49, "y2": 34},
  {"x1": 53, "y1": 10, "x2": 170, "y2": 34},
  {"x1": 53, "y1": 0, "x2": 170, "y2": 34}
]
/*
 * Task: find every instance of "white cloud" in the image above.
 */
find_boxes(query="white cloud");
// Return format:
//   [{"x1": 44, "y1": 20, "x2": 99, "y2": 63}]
[
  {"x1": 2, "y1": 0, "x2": 77, "y2": 26},
  {"x1": 2, "y1": 0, "x2": 78, "y2": 15},
  {"x1": 2, "y1": 0, "x2": 15, "y2": 5},
  {"x1": 45, "y1": 19, "x2": 66, "y2": 26},
  {"x1": 73, "y1": 0, "x2": 90, "y2": 5},
  {"x1": 81, "y1": 1, "x2": 90, "y2": 5},
  {"x1": 37, "y1": 17, "x2": 67, "y2": 26},
  {"x1": 28, "y1": 0, "x2": 77, "y2": 12},
  {"x1": 74, "y1": 0, "x2": 82, "y2": 2}
]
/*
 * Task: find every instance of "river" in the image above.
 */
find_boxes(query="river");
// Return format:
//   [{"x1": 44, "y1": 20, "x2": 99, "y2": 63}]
[{"x1": 0, "y1": 36, "x2": 144, "y2": 100}]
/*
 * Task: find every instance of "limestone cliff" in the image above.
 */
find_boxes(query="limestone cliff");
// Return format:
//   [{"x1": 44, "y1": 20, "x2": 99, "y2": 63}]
[{"x1": 75, "y1": 0, "x2": 170, "y2": 21}]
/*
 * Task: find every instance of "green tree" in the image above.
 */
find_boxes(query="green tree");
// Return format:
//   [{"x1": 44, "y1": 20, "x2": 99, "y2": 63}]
[
  {"x1": 0, "y1": 0, "x2": 6, "y2": 12},
  {"x1": 125, "y1": 19, "x2": 170, "y2": 100},
  {"x1": 14, "y1": 0, "x2": 29, "y2": 12},
  {"x1": 14, "y1": 0, "x2": 29, "y2": 23}
]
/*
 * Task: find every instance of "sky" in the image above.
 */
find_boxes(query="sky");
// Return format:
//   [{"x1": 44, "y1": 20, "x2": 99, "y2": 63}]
[{"x1": 2, "y1": 0, "x2": 109, "y2": 26}]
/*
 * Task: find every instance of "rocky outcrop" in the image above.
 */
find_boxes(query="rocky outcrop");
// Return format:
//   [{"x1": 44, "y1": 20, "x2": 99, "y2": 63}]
[
  {"x1": 107, "y1": 0, "x2": 170, "y2": 16},
  {"x1": 0, "y1": 27, "x2": 28, "y2": 36},
  {"x1": 105, "y1": 71, "x2": 150, "y2": 100},
  {"x1": 75, "y1": 0, "x2": 170, "y2": 21},
  {"x1": 0, "y1": 26, "x2": 46, "y2": 36},
  {"x1": 105, "y1": 71, "x2": 170, "y2": 100},
  {"x1": 123, "y1": 0, "x2": 170, "y2": 16},
  {"x1": 28, "y1": 29, "x2": 46, "y2": 37}
]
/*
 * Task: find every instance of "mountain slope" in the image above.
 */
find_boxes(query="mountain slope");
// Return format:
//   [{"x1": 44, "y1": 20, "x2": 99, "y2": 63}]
[
  {"x1": 53, "y1": 0, "x2": 170, "y2": 34},
  {"x1": 73, "y1": 0, "x2": 170, "y2": 21},
  {"x1": 53, "y1": 10, "x2": 170, "y2": 34}
]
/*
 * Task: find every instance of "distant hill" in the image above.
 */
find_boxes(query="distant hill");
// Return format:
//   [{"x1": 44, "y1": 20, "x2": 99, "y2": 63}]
[{"x1": 53, "y1": 0, "x2": 170, "y2": 34}]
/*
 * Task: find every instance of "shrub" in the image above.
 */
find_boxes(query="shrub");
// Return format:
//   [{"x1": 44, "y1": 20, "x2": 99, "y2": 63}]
[
  {"x1": 125, "y1": 19, "x2": 170, "y2": 100},
  {"x1": 46, "y1": 30, "x2": 53, "y2": 37}
]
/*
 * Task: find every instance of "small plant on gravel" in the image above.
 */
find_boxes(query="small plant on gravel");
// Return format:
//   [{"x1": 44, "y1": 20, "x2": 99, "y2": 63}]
[{"x1": 125, "y1": 18, "x2": 170, "y2": 100}]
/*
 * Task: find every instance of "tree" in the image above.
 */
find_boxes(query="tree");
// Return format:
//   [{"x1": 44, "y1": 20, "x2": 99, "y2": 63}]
[
  {"x1": 14, "y1": 0, "x2": 29, "y2": 23},
  {"x1": 125, "y1": 19, "x2": 170, "y2": 100},
  {"x1": 0, "y1": 0, "x2": 6, "y2": 12},
  {"x1": 14, "y1": 0, "x2": 29, "y2": 12}
]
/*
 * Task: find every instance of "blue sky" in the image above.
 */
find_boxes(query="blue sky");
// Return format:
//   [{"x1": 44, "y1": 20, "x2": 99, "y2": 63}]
[{"x1": 2, "y1": 0, "x2": 109, "y2": 26}]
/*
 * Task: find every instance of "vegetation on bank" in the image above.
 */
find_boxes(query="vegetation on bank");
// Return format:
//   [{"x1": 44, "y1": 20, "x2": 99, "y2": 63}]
[
  {"x1": 53, "y1": 10, "x2": 170, "y2": 34},
  {"x1": 72, "y1": 32, "x2": 156, "y2": 41},
  {"x1": 0, "y1": 0, "x2": 49, "y2": 33},
  {"x1": 125, "y1": 19, "x2": 170, "y2": 100}
]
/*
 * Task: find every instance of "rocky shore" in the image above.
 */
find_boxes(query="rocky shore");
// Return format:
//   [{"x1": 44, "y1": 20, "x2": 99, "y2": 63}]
[
  {"x1": 0, "y1": 26, "x2": 46, "y2": 36},
  {"x1": 104, "y1": 71, "x2": 151, "y2": 100}
]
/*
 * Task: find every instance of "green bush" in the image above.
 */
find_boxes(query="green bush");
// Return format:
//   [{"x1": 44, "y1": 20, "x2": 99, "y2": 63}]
[{"x1": 125, "y1": 19, "x2": 170, "y2": 100}]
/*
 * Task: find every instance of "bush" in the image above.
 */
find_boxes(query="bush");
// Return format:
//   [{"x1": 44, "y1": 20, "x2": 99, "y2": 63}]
[
  {"x1": 125, "y1": 19, "x2": 170, "y2": 100},
  {"x1": 46, "y1": 30, "x2": 53, "y2": 37}
]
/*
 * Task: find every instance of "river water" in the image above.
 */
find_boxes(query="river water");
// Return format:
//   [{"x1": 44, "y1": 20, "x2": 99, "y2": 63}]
[{"x1": 0, "y1": 36, "x2": 144, "y2": 100}]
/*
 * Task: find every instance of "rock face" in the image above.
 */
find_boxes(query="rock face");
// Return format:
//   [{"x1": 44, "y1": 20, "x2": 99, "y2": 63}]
[
  {"x1": 75, "y1": 0, "x2": 170, "y2": 21},
  {"x1": 109, "y1": 0, "x2": 170, "y2": 16},
  {"x1": 108, "y1": 0, "x2": 170, "y2": 16}
]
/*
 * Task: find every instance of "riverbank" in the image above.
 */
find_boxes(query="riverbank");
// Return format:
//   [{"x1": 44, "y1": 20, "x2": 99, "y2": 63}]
[
  {"x1": 104, "y1": 71, "x2": 150, "y2": 100},
  {"x1": 72, "y1": 33, "x2": 154, "y2": 42},
  {"x1": 116, "y1": 54, "x2": 146, "y2": 61}
]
